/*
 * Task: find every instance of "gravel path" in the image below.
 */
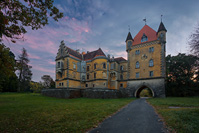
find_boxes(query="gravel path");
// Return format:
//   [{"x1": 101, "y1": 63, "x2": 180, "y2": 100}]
[{"x1": 89, "y1": 98, "x2": 167, "y2": 133}]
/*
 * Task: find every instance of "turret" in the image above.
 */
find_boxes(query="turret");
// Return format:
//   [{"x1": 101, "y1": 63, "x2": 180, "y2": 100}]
[
  {"x1": 125, "y1": 32, "x2": 133, "y2": 52},
  {"x1": 157, "y1": 22, "x2": 167, "y2": 43}
]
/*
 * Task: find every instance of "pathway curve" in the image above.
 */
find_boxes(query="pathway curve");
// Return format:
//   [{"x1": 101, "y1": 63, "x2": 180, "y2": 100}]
[{"x1": 89, "y1": 98, "x2": 167, "y2": 133}]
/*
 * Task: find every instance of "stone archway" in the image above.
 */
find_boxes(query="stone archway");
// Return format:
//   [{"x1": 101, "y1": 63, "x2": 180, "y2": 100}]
[{"x1": 134, "y1": 85, "x2": 154, "y2": 98}]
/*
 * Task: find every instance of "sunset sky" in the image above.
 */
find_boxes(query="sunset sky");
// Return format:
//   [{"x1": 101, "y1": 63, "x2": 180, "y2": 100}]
[{"x1": 3, "y1": 0, "x2": 199, "y2": 82}]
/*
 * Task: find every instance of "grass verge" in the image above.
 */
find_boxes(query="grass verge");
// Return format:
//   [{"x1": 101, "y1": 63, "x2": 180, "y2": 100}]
[
  {"x1": 0, "y1": 93, "x2": 134, "y2": 132},
  {"x1": 148, "y1": 97, "x2": 199, "y2": 133}
]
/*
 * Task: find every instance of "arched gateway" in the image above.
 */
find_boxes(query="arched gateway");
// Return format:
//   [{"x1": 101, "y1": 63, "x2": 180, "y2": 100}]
[{"x1": 134, "y1": 85, "x2": 154, "y2": 98}]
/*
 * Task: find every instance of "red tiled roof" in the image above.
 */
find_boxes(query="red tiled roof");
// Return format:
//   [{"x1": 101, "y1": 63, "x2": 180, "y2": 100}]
[
  {"x1": 114, "y1": 57, "x2": 127, "y2": 62},
  {"x1": 84, "y1": 48, "x2": 106, "y2": 61},
  {"x1": 67, "y1": 47, "x2": 82, "y2": 59},
  {"x1": 133, "y1": 25, "x2": 157, "y2": 45}
]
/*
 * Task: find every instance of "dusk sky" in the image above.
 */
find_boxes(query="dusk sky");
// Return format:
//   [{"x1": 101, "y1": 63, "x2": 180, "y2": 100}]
[{"x1": 3, "y1": 0, "x2": 199, "y2": 82}]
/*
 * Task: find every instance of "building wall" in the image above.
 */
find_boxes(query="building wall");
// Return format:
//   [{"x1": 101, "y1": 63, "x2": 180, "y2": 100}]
[{"x1": 129, "y1": 41, "x2": 162, "y2": 79}]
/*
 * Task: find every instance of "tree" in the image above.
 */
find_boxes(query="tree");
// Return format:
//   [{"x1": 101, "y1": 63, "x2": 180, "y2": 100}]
[
  {"x1": 17, "y1": 48, "x2": 32, "y2": 91},
  {"x1": 189, "y1": 24, "x2": 199, "y2": 57},
  {"x1": 30, "y1": 81, "x2": 43, "y2": 93},
  {"x1": 0, "y1": 0, "x2": 63, "y2": 42},
  {"x1": 0, "y1": 43, "x2": 18, "y2": 92},
  {"x1": 166, "y1": 53, "x2": 199, "y2": 96},
  {"x1": 41, "y1": 75, "x2": 55, "y2": 88}
]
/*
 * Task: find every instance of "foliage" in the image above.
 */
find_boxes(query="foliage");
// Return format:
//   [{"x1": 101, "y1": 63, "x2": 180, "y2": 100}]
[
  {"x1": 148, "y1": 97, "x2": 199, "y2": 133},
  {"x1": 0, "y1": 0, "x2": 63, "y2": 42},
  {"x1": 166, "y1": 53, "x2": 199, "y2": 96},
  {"x1": 41, "y1": 75, "x2": 55, "y2": 88},
  {"x1": 189, "y1": 24, "x2": 199, "y2": 57},
  {"x1": 139, "y1": 88, "x2": 153, "y2": 97},
  {"x1": 17, "y1": 48, "x2": 32, "y2": 92},
  {"x1": 0, "y1": 93, "x2": 134, "y2": 132},
  {"x1": 0, "y1": 43, "x2": 18, "y2": 92},
  {"x1": 30, "y1": 81, "x2": 43, "y2": 93}
]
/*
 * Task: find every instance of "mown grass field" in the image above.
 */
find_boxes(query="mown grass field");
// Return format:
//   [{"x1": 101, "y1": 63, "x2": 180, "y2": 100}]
[
  {"x1": 148, "y1": 97, "x2": 199, "y2": 133},
  {"x1": 0, "y1": 93, "x2": 134, "y2": 132}
]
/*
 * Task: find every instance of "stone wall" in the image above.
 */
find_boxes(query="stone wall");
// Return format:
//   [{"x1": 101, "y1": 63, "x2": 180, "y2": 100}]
[
  {"x1": 41, "y1": 88, "x2": 130, "y2": 99},
  {"x1": 127, "y1": 78, "x2": 165, "y2": 97},
  {"x1": 41, "y1": 89, "x2": 81, "y2": 99}
]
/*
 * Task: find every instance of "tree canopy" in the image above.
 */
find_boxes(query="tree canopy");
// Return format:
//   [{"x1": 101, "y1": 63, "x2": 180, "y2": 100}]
[
  {"x1": 0, "y1": 0, "x2": 63, "y2": 42},
  {"x1": 166, "y1": 53, "x2": 199, "y2": 96}
]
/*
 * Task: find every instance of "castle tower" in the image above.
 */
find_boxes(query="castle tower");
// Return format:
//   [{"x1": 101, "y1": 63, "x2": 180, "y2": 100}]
[{"x1": 126, "y1": 22, "x2": 166, "y2": 98}]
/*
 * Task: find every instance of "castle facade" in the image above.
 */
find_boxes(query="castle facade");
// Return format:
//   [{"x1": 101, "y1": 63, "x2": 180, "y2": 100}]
[{"x1": 55, "y1": 22, "x2": 167, "y2": 97}]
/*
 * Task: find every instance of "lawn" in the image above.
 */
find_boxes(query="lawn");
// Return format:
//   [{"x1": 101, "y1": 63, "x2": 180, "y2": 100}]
[
  {"x1": 0, "y1": 93, "x2": 134, "y2": 132},
  {"x1": 148, "y1": 97, "x2": 199, "y2": 133}
]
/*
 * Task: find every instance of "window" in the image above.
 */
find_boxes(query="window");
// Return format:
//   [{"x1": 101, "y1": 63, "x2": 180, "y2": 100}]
[
  {"x1": 149, "y1": 47, "x2": 154, "y2": 52},
  {"x1": 62, "y1": 83, "x2": 63, "y2": 86},
  {"x1": 111, "y1": 63, "x2": 114, "y2": 69},
  {"x1": 149, "y1": 71, "x2": 154, "y2": 77},
  {"x1": 94, "y1": 73, "x2": 96, "y2": 79},
  {"x1": 120, "y1": 74, "x2": 123, "y2": 80},
  {"x1": 141, "y1": 33, "x2": 148, "y2": 42},
  {"x1": 120, "y1": 65, "x2": 123, "y2": 71},
  {"x1": 94, "y1": 63, "x2": 97, "y2": 69},
  {"x1": 58, "y1": 62, "x2": 60, "y2": 68},
  {"x1": 93, "y1": 84, "x2": 95, "y2": 87},
  {"x1": 120, "y1": 84, "x2": 123, "y2": 87},
  {"x1": 87, "y1": 66, "x2": 89, "y2": 71},
  {"x1": 135, "y1": 50, "x2": 140, "y2": 55},
  {"x1": 73, "y1": 72, "x2": 76, "y2": 78},
  {"x1": 104, "y1": 83, "x2": 106, "y2": 86},
  {"x1": 136, "y1": 72, "x2": 139, "y2": 78},
  {"x1": 59, "y1": 83, "x2": 61, "y2": 86},
  {"x1": 87, "y1": 74, "x2": 89, "y2": 80},
  {"x1": 149, "y1": 59, "x2": 154, "y2": 67},
  {"x1": 136, "y1": 61, "x2": 140, "y2": 68},
  {"x1": 73, "y1": 63, "x2": 76, "y2": 69},
  {"x1": 103, "y1": 63, "x2": 106, "y2": 69},
  {"x1": 86, "y1": 84, "x2": 88, "y2": 87}
]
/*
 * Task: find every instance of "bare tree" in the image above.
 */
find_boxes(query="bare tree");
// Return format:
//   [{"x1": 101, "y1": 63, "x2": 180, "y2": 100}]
[
  {"x1": 41, "y1": 75, "x2": 54, "y2": 88},
  {"x1": 189, "y1": 24, "x2": 199, "y2": 57}
]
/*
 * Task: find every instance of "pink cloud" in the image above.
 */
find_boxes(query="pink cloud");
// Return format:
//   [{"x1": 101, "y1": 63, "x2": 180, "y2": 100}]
[
  {"x1": 33, "y1": 65, "x2": 55, "y2": 74},
  {"x1": 28, "y1": 53, "x2": 41, "y2": 59},
  {"x1": 48, "y1": 60, "x2": 56, "y2": 65}
]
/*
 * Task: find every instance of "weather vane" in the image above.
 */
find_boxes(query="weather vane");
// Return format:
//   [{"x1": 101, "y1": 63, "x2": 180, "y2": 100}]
[
  {"x1": 161, "y1": 15, "x2": 163, "y2": 22},
  {"x1": 143, "y1": 17, "x2": 146, "y2": 25}
]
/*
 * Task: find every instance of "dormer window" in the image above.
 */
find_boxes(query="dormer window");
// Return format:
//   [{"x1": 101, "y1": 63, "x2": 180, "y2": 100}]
[{"x1": 141, "y1": 33, "x2": 148, "y2": 42}]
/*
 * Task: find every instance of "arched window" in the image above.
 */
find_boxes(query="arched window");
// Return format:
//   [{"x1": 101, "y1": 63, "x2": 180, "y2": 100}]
[
  {"x1": 103, "y1": 63, "x2": 106, "y2": 69},
  {"x1": 136, "y1": 61, "x2": 140, "y2": 68},
  {"x1": 94, "y1": 73, "x2": 96, "y2": 79},
  {"x1": 120, "y1": 74, "x2": 123, "y2": 80},
  {"x1": 149, "y1": 59, "x2": 154, "y2": 67},
  {"x1": 94, "y1": 63, "x2": 97, "y2": 69},
  {"x1": 141, "y1": 33, "x2": 148, "y2": 42},
  {"x1": 120, "y1": 65, "x2": 123, "y2": 71}
]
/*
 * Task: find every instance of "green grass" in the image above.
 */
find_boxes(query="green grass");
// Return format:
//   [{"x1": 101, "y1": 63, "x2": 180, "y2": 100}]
[
  {"x1": 0, "y1": 93, "x2": 134, "y2": 132},
  {"x1": 148, "y1": 97, "x2": 199, "y2": 133}
]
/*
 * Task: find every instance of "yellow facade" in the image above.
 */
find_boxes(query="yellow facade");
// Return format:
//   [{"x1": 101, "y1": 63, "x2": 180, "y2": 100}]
[{"x1": 55, "y1": 22, "x2": 166, "y2": 90}]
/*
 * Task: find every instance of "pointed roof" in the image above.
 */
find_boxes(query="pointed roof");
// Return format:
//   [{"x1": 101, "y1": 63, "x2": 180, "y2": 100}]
[
  {"x1": 83, "y1": 48, "x2": 106, "y2": 61},
  {"x1": 157, "y1": 22, "x2": 167, "y2": 32},
  {"x1": 133, "y1": 25, "x2": 157, "y2": 45},
  {"x1": 125, "y1": 32, "x2": 133, "y2": 42}
]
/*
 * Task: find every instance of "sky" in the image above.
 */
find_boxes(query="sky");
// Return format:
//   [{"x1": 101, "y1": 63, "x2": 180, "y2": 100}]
[{"x1": 3, "y1": 0, "x2": 199, "y2": 82}]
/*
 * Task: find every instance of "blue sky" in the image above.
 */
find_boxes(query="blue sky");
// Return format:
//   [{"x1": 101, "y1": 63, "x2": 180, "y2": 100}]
[{"x1": 4, "y1": 0, "x2": 199, "y2": 82}]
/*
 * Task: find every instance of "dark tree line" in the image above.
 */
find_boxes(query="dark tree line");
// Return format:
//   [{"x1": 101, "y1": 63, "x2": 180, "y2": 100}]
[
  {"x1": 0, "y1": 44, "x2": 32, "y2": 92},
  {"x1": 166, "y1": 53, "x2": 199, "y2": 97}
]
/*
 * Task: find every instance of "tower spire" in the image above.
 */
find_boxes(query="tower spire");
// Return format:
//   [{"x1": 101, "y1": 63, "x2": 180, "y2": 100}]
[{"x1": 161, "y1": 15, "x2": 163, "y2": 22}]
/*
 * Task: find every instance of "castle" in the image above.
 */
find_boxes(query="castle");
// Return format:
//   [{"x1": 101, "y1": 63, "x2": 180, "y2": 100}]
[{"x1": 55, "y1": 21, "x2": 167, "y2": 97}]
